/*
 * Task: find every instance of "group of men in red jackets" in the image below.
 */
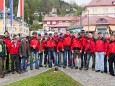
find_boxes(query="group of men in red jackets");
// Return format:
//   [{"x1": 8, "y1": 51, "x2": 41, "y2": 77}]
[{"x1": 0, "y1": 30, "x2": 115, "y2": 78}]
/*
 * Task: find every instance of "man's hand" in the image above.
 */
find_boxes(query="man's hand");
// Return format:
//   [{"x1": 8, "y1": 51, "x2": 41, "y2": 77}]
[
  {"x1": 72, "y1": 50, "x2": 74, "y2": 53},
  {"x1": 20, "y1": 55, "x2": 22, "y2": 57},
  {"x1": 104, "y1": 52, "x2": 106, "y2": 55},
  {"x1": 80, "y1": 50, "x2": 82, "y2": 53},
  {"x1": 33, "y1": 45, "x2": 36, "y2": 49}
]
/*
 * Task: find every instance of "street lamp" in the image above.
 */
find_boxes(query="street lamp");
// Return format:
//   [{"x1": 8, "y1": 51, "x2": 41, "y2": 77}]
[{"x1": 86, "y1": 10, "x2": 89, "y2": 33}]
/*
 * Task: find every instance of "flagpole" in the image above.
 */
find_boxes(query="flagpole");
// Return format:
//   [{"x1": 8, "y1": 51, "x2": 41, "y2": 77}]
[
  {"x1": 3, "y1": 0, "x2": 5, "y2": 34},
  {"x1": 12, "y1": 0, "x2": 13, "y2": 38},
  {"x1": 21, "y1": 0, "x2": 24, "y2": 37}
]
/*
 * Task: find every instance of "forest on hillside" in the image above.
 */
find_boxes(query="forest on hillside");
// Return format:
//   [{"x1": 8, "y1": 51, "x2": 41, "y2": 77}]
[{"x1": 5, "y1": 0, "x2": 84, "y2": 28}]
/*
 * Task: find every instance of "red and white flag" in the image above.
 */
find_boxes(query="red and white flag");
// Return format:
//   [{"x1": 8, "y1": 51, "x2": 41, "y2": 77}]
[
  {"x1": 17, "y1": 0, "x2": 23, "y2": 17},
  {"x1": 0, "y1": 0, "x2": 4, "y2": 11}
]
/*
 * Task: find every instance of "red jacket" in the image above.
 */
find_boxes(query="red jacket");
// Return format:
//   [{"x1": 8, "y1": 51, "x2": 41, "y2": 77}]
[
  {"x1": 108, "y1": 40, "x2": 115, "y2": 56},
  {"x1": 42, "y1": 38, "x2": 48, "y2": 50},
  {"x1": 95, "y1": 37, "x2": 106, "y2": 52},
  {"x1": 54, "y1": 36, "x2": 58, "y2": 44},
  {"x1": 63, "y1": 35, "x2": 72, "y2": 46},
  {"x1": 80, "y1": 36, "x2": 87, "y2": 47},
  {"x1": 85, "y1": 38, "x2": 95, "y2": 53},
  {"x1": 45, "y1": 38, "x2": 56, "y2": 48},
  {"x1": 3, "y1": 37, "x2": 11, "y2": 51},
  {"x1": 105, "y1": 38, "x2": 110, "y2": 53},
  {"x1": 71, "y1": 38, "x2": 82, "y2": 50},
  {"x1": 9, "y1": 42, "x2": 20, "y2": 54},
  {"x1": 57, "y1": 37, "x2": 64, "y2": 51},
  {"x1": 30, "y1": 37, "x2": 40, "y2": 51}
]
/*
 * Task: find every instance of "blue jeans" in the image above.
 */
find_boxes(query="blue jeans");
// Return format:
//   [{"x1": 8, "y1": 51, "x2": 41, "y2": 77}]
[
  {"x1": 30, "y1": 52, "x2": 39, "y2": 69},
  {"x1": 86, "y1": 52, "x2": 95, "y2": 69},
  {"x1": 21, "y1": 57, "x2": 27, "y2": 71},
  {"x1": 63, "y1": 50, "x2": 72, "y2": 67},
  {"x1": 95, "y1": 52, "x2": 104, "y2": 71},
  {"x1": 48, "y1": 51, "x2": 57, "y2": 66},
  {"x1": 39, "y1": 53, "x2": 43, "y2": 66},
  {"x1": 58, "y1": 51, "x2": 63, "y2": 66}
]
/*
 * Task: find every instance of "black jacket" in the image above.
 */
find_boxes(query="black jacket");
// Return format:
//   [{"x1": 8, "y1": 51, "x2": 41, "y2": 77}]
[{"x1": 0, "y1": 42, "x2": 7, "y2": 57}]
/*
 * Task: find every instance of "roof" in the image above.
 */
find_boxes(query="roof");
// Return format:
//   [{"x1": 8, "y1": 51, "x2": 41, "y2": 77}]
[
  {"x1": 44, "y1": 16, "x2": 78, "y2": 21},
  {"x1": 87, "y1": 0, "x2": 115, "y2": 7},
  {"x1": 74, "y1": 15, "x2": 115, "y2": 26}
]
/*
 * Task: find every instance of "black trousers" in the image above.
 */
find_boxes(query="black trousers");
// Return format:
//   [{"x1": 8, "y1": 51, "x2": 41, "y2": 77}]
[
  {"x1": 44, "y1": 49, "x2": 49, "y2": 65},
  {"x1": 6, "y1": 50, "x2": 9, "y2": 70},
  {"x1": 104, "y1": 55, "x2": 108, "y2": 72},
  {"x1": 81, "y1": 47, "x2": 87, "y2": 68},
  {"x1": 108, "y1": 53, "x2": 115, "y2": 75},
  {"x1": 11, "y1": 54, "x2": 20, "y2": 72},
  {"x1": 0, "y1": 57, "x2": 4, "y2": 76},
  {"x1": 86, "y1": 52, "x2": 95, "y2": 69}
]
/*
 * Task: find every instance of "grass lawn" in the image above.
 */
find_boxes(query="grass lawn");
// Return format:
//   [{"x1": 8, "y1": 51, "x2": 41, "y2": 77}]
[{"x1": 6, "y1": 69, "x2": 82, "y2": 86}]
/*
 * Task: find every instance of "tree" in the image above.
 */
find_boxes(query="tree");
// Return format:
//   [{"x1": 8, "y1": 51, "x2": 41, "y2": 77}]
[
  {"x1": 39, "y1": 13, "x2": 42, "y2": 22},
  {"x1": 24, "y1": 3, "x2": 30, "y2": 23},
  {"x1": 30, "y1": 23, "x2": 43, "y2": 31}
]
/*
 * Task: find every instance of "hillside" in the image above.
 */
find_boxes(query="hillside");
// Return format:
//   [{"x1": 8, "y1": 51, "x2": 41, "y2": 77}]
[{"x1": 6, "y1": 0, "x2": 84, "y2": 25}]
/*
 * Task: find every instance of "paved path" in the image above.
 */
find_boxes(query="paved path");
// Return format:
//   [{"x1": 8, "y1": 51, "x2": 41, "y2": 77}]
[
  {"x1": 0, "y1": 66, "x2": 115, "y2": 86},
  {"x1": 60, "y1": 67, "x2": 115, "y2": 86},
  {"x1": 0, "y1": 67, "x2": 49, "y2": 86}
]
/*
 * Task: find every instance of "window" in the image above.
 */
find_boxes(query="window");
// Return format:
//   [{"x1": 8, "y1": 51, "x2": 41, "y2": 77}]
[
  {"x1": 97, "y1": 28, "x2": 107, "y2": 35},
  {"x1": 59, "y1": 21, "x2": 63, "y2": 24},
  {"x1": 104, "y1": 8, "x2": 108, "y2": 13},
  {"x1": 47, "y1": 21, "x2": 50, "y2": 25},
  {"x1": 103, "y1": 8, "x2": 108, "y2": 16},
  {"x1": 112, "y1": 1, "x2": 115, "y2": 5},
  {"x1": 52, "y1": 21, "x2": 56, "y2": 24},
  {"x1": 97, "y1": 18, "x2": 107, "y2": 23},
  {"x1": 65, "y1": 21, "x2": 69, "y2": 23},
  {"x1": 92, "y1": 8, "x2": 97, "y2": 13}
]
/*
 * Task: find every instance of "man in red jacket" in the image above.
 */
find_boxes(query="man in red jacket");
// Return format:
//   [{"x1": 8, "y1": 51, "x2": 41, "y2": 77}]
[
  {"x1": 85, "y1": 33, "x2": 95, "y2": 70},
  {"x1": 46, "y1": 33, "x2": 57, "y2": 68},
  {"x1": 57, "y1": 33, "x2": 64, "y2": 67},
  {"x1": 30, "y1": 32, "x2": 40, "y2": 70},
  {"x1": 95, "y1": 32, "x2": 106, "y2": 73},
  {"x1": 9, "y1": 36, "x2": 20, "y2": 74},
  {"x1": 63, "y1": 30, "x2": 72, "y2": 68},
  {"x1": 3, "y1": 31, "x2": 11, "y2": 71},
  {"x1": 104, "y1": 34, "x2": 110, "y2": 73},
  {"x1": 54, "y1": 32, "x2": 58, "y2": 45},
  {"x1": 71, "y1": 33, "x2": 82, "y2": 69},
  {"x1": 42, "y1": 33, "x2": 49, "y2": 67},
  {"x1": 80, "y1": 31, "x2": 87, "y2": 70},
  {"x1": 108, "y1": 34, "x2": 115, "y2": 76}
]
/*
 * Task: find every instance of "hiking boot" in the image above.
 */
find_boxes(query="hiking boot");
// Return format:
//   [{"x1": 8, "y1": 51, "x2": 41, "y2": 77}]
[
  {"x1": 63, "y1": 66, "x2": 66, "y2": 68},
  {"x1": 39, "y1": 65, "x2": 43, "y2": 67},
  {"x1": 24, "y1": 69, "x2": 28, "y2": 72},
  {"x1": 17, "y1": 70, "x2": 21, "y2": 74},
  {"x1": 0, "y1": 75, "x2": 4, "y2": 78},
  {"x1": 48, "y1": 65, "x2": 52, "y2": 68},
  {"x1": 95, "y1": 70, "x2": 100, "y2": 72},
  {"x1": 75, "y1": 66, "x2": 78, "y2": 69},
  {"x1": 35, "y1": 67, "x2": 39, "y2": 70},
  {"x1": 12, "y1": 72, "x2": 15, "y2": 74},
  {"x1": 79, "y1": 67, "x2": 82, "y2": 70},
  {"x1": 30, "y1": 68, "x2": 33, "y2": 70}
]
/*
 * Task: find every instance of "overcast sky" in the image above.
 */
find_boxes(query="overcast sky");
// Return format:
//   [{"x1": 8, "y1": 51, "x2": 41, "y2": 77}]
[{"x1": 64, "y1": 0, "x2": 92, "y2": 5}]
